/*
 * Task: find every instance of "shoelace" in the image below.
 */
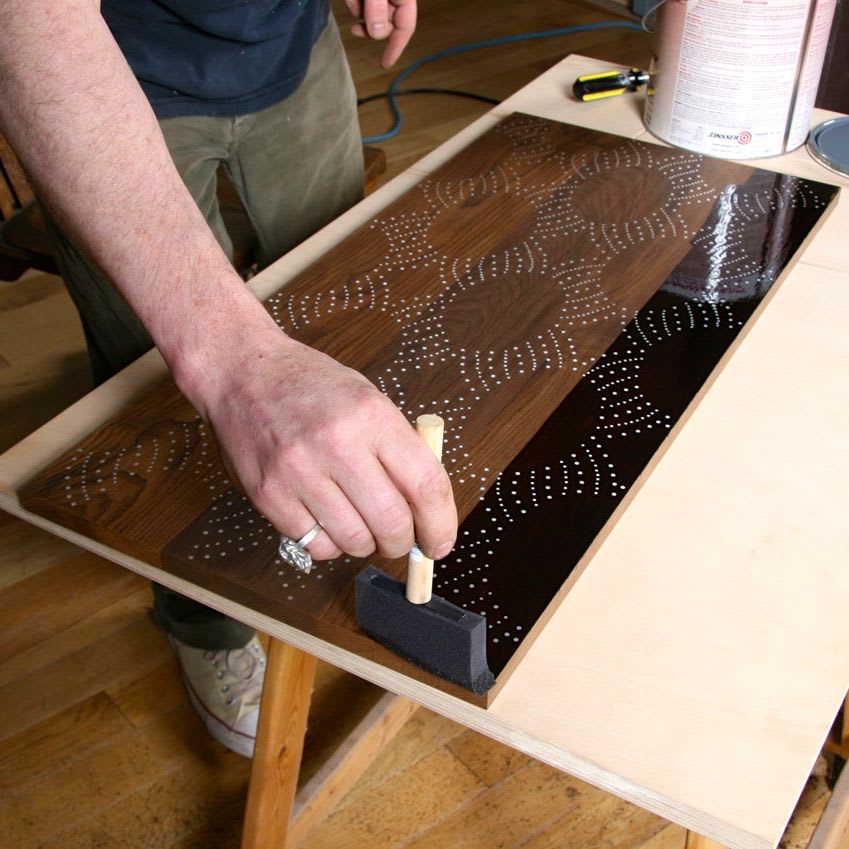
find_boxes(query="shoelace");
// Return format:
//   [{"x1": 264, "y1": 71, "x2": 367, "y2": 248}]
[{"x1": 204, "y1": 643, "x2": 265, "y2": 709}]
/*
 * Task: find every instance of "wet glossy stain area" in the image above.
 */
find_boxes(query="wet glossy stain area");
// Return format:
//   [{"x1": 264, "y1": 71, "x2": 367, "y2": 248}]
[{"x1": 436, "y1": 166, "x2": 837, "y2": 676}]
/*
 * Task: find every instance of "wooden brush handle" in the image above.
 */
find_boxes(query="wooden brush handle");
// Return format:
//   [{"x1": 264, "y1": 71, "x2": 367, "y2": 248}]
[{"x1": 406, "y1": 414, "x2": 444, "y2": 604}]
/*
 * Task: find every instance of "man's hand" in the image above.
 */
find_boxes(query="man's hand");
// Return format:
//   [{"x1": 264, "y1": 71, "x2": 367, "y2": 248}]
[
  {"x1": 185, "y1": 325, "x2": 458, "y2": 563},
  {"x1": 343, "y1": 0, "x2": 417, "y2": 67}
]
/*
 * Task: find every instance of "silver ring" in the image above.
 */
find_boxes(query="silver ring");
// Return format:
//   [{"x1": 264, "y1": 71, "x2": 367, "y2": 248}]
[
  {"x1": 278, "y1": 522, "x2": 322, "y2": 575},
  {"x1": 296, "y1": 523, "x2": 322, "y2": 549}
]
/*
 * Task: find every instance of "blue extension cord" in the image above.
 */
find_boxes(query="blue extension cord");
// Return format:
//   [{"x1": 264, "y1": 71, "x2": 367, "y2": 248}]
[{"x1": 361, "y1": 22, "x2": 646, "y2": 145}]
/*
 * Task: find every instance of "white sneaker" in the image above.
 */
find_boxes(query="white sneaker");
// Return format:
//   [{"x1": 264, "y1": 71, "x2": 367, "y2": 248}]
[{"x1": 169, "y1": 635, "x2": 266, "y2": 757}]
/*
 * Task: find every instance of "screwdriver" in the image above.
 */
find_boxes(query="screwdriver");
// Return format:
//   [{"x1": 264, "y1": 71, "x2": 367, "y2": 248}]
[{"x1": 573, "y1": 68, "x2": 650, "y2": 101}]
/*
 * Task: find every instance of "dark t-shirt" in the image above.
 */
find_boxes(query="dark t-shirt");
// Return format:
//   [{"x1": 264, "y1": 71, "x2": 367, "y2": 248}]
[{"x1": 101, "y1": 0, "x2": 330, "y2": 119}]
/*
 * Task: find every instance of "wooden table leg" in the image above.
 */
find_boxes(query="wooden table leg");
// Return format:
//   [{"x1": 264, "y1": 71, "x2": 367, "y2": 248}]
[
  {"x1": 685, "y1": 831, "x2": 726, "y2": 849},
  {"x1": 241, "y1": 637, "x2": 318, "y2": 849}
]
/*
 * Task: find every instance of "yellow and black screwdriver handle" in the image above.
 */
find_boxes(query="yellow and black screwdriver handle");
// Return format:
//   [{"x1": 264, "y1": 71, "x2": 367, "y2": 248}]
[{"x1": 573, "y1": 67, "x2": 650, "y2": 101}]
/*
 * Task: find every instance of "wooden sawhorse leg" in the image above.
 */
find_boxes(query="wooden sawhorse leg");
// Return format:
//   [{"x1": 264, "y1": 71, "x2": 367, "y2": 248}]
[
  {"x1": 240, "y1": 637, "x2": 418, "y2": 849},
  {"x1": 241, "y1": 638, "x2": 316, "y2": 849}
]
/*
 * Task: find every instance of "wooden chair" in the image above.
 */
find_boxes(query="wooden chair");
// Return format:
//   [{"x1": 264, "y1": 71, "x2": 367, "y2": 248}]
[{"x1": 0, "y1": 133, "x2": 57, "y2": 281}]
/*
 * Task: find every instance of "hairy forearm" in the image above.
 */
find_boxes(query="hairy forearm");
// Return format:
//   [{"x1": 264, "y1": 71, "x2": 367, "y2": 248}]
[{"x1": 0, "y1": 0, "x2": 283, "y2": 403}]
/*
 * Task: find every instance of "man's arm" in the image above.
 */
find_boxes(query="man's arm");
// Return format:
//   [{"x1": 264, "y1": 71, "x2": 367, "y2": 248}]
[{"x1": 0, "y1": 0, "x2": 456, "y2": 562}]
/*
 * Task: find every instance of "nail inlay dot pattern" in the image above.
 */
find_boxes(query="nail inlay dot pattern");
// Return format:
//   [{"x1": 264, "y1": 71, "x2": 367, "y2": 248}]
[{"x1": 18, "y1": 114, "x2": 837, "y2": 702}]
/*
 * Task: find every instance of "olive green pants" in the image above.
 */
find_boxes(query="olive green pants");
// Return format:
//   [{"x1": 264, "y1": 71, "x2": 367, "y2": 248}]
[{"x1": 45, "y1": 16, "x2": 364, "y2": 649}]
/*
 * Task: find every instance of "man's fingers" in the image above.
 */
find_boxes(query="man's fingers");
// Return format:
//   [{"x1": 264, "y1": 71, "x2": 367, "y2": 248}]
[
  {"x1": 331, "y1": 453, "x2": 416, "y2": 559},
  {"x1": 258, "y1": 466, "x2": 377, "y2": 561},
  {"x1": 265, "y1": 415, "x2": 454, "y2": 564},
  {"x1": 381, "y1": 0, "x2": 417, "y2": 67},
  {"x1": 349, "y1": 0, "x2": 416, "y2": 64},
  {"x1": 379, "y1": 425, "x2": 457, "y2": 560},
  {"x1": 362, "y1": 0, "x2": 390, "y2": 39},
  {"x1": 261, "y1": 497, "x2": 343, "y2": 563},
  {"x1": 246, "y1": 452, "x2": 364, "y2": 562},
  {"x1": 297, "y1": 476, "x2": 380, "y2": 559},
  {"x1": 408, "y1": 460, "x2": 456, "y2": 560}
]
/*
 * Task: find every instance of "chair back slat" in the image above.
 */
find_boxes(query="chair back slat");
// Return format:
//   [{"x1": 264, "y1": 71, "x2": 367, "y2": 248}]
[{"x1": 0, "y1": 133, "x2": 35, "y2": 219}]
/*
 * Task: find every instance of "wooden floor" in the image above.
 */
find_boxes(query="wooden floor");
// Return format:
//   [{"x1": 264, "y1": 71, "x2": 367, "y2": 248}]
[{"x1": 0, "y1": 1, "x2": 843, "y2": 846}]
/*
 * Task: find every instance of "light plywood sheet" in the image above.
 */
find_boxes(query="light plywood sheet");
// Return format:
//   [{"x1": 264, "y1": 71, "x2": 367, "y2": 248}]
[{"x1": 491, "y1": 262, "x2": 849, "y2": 848}]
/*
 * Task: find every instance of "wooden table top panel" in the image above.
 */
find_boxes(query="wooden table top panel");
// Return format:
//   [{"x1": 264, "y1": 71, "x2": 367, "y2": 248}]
[{"x1": 16, "y1": 111, "x2": 838, "y2": 711}]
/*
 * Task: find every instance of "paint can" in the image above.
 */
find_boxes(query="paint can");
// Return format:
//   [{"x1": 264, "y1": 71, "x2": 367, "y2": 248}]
[{"x1": 644, "y1": 0, "x2": 837, "y2": 159}]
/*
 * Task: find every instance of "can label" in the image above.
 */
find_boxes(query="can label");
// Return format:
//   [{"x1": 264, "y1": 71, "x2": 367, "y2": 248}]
[{"x1": 644, "y1": 0, "x2": 836, "y2": 159}]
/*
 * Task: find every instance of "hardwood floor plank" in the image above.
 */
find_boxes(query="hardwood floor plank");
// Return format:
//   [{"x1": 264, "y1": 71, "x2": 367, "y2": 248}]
[
  {"x1": 0, "y1": 271, "x2": 65, "y2": 313},
  {"x1": 0, "y1": 550, "x2": 142, "y2": 659},
  {"x1": 163, "y1": 796, "x2": 246, "y2": 849},
  {"x1": 0, "y1": 583, "x2": 152, "y2": 688},
  {"x1": 0, "y1": 691, "x2": 130, "y2": 792},
  {"x1": 302, "y1": 749, "x2": 484, "y2": 849},
  {"x1": 0, "y1": 618, "x2": 168, "y2": 742},
  {"x1": 37, "y1": 754, "x2": 250, "y2": 849},
  {"x1": 518, "y1": 790, "x2": 665, "y2": 849},
  {"x1": 1, "y1": 707, "x2": 210, "y2": 848},
  {"x1": 639, "y1": 824, "x2": 688, "y2": 849},
  {"x1": 299, "y1": 662, "x2": 386, "y2": 786},
  {"x1": 447, "y1": 727, "x2": 533, "y2": 786},
  {"x1": 400, "y1": 760, "x2": 606, "y2": 849},
  {"x1": 328, "y1": 707, "x2": 468, "y2": 806},
  {"x1": 0, "y1": 272, "x2": 91, "y2": 450},
  {"x1": 106, "y1": 656, "x2": 191, "y2": 729},
  {"x1": 0, "y1": 511, "x2": 80, "y2": 590}
]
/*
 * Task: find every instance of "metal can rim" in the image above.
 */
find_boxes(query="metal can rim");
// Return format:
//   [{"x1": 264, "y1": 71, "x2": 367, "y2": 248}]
[{"x1": 807, "y1": 117, "x2": 849, "y2": 179}]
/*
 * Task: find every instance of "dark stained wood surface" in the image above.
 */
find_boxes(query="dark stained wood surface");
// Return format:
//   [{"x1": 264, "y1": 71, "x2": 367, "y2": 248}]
[{"x1": 17, "y1": 115, "x2": 837, "y2": 705}]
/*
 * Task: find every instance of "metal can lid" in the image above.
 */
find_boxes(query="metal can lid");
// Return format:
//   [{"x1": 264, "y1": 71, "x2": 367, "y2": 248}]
[{"x1": 807, "y1": 117, "x2": 849, "y2": 178}]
